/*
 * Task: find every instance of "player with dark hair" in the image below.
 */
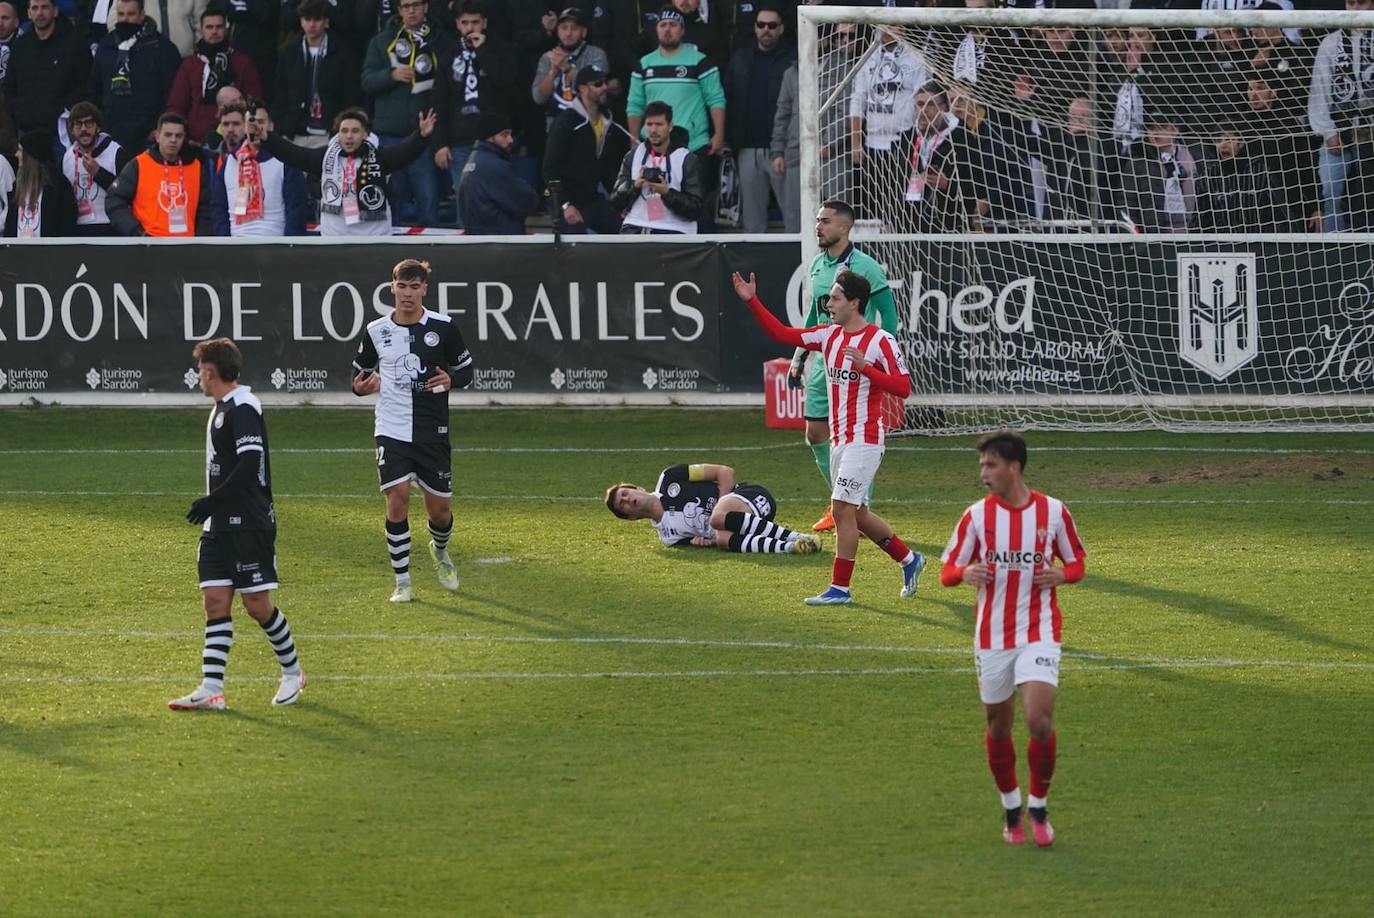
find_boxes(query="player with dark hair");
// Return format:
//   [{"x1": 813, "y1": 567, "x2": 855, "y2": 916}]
[
  {"x1": 605, "y1": 463, "x2": 820, "y2": 554},
  {"x1": 939, "y1": 430, "x2": 1087, "y2": 847},
  {"x1": 170, "y1": 337, "x2": 304, "y2": 711},
  {"x1": 352, "y1": 259, "x2": 474, "y2": 602},
  {"x1": 793, "y1": 198, "x2": 898, "y2": 533},
  {"x1": 733, "y1": 268, "x2": 923, "y2": 605}
]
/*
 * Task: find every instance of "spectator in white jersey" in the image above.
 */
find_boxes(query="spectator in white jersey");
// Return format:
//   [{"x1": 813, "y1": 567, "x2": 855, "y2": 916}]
[
  {"x1": 351, "y1": 259, "x2": 474, "y2": 604},
  {"x1": 848, "y1": 27, "x2": 925, "y2": 221},
  {"x1": 939, "y1": 430, "x2": 1086, "y2": 849},
  {"x1": 260, "y1": 106, "x2": 436, "y2": 236},
  {"x1": 63, "y1": 102, "x2": 135, "y2": 238},
  {"x1": 170, "y1": 337, "x2": 305, "y2": 712},
  {"x1": 211, "y1": 100, "x2": 311, "y2": 236},
  {"x1": 605, "y1": 463, "x2": 820, "y2": 555}
]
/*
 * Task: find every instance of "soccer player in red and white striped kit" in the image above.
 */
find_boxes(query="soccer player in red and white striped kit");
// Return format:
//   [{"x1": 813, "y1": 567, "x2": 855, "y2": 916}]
[
  {"x1": 733, "y1": 269, "x2": 924, "y2": 605},
  {"x1": 940, "y1": 431, "x2": 1086, "y2": 846}
]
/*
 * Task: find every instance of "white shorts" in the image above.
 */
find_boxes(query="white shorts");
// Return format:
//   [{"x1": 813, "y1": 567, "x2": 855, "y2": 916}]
[
  {"x1": 830, "y1": 442, "x2": 883, "y2": 506},
  {"x1": 974, "y1": 640, "x2": 1061, "y2": 704}
]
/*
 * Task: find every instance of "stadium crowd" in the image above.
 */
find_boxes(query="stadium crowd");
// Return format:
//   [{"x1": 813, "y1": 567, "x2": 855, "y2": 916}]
[{"x1": 0, "y1": 0, "x2": 1363, "y2": 237}]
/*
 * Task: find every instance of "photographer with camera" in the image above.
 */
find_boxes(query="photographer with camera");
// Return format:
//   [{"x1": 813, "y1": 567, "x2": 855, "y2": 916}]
[{"x1": 610, "y1": 100, "x2": 703, "y2": 234}]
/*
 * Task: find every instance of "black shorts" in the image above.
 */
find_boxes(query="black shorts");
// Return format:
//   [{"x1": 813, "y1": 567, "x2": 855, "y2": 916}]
[
  {"x1": 729, "y1": 483, "x2": 777, "y2": 521},
  {"x1": 376, "y1": 436, "x2": 452, "y2": 497},
  {"x1": 198, "y1": 530, "x2": 279, "y2": 593}
]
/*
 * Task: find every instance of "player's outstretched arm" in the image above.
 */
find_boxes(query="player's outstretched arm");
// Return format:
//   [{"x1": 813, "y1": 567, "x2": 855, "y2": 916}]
[{"x1": 731, "y1": 272, "x2": 808, "y2": 348}]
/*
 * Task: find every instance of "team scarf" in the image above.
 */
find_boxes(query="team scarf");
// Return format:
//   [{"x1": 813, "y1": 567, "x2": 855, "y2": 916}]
[
  {"x1": 452, "y1": 37, "x2": 481, "y2": 114},
  {"x1": 196, "y1": 39, "x2": 234, "y2": 103},
  {"x1": 110, "y1": 19, "x2": 158, "y2": 97},
  {"x1": 1330, "y1": 29, "x2": 1374, "y2": 113},
  {"x1": 235, "y1": 146, "x2": 265, "y2": 224},
  {"x1": 387, "y1": 20, "x2": 437, "y2": 95},
  {"x1": 320, "y1": 135, "x2": 387, "y2": 221}
]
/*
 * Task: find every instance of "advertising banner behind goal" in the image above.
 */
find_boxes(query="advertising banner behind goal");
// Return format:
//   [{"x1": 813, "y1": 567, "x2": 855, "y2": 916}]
[{"x1": 2, "y1": 238, "x2": 1372, "y2": 429}]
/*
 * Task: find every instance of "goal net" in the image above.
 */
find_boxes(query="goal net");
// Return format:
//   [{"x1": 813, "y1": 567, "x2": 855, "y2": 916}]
[{"x1": 797, "y1": 5, "x2": 1374, "y2": 433}]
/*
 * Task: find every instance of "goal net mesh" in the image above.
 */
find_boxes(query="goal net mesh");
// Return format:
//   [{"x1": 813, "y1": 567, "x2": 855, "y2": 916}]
[{"x1": 802, "y1": 8, "x2": 1374, "y2": 434}]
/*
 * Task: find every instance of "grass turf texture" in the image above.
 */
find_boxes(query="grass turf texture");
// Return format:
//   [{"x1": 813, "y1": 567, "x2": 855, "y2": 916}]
[{"x1": 1, "y1": 407, "x2": 1371, "y2": 916}]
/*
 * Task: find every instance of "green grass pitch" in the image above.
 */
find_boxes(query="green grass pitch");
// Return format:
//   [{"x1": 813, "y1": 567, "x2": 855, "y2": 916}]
[{"x1": 1, "y1": 407, "x2": 1371, "y2": 916}]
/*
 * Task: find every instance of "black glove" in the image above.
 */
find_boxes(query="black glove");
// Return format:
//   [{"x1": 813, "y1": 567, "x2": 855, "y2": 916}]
[
  {"x1": 186, "y1": 496, "x2": 215, "y2": 525},
  {"x1": 787, "y1": 358, "x2": 805, "y2": 390}
]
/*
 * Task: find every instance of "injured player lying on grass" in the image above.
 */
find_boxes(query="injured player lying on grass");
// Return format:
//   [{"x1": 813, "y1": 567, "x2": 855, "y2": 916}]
[{"x1": 605, "y1": 463, "x2": 822, "y2": 555}]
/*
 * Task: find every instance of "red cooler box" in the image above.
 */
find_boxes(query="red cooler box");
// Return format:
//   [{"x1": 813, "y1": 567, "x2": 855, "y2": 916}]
[{"x1": 763, "y1": 358, "x2": 806, "y2": 430}]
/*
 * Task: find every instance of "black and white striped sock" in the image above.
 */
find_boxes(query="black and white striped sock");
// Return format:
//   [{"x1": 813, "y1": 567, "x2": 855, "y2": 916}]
[
  {"x1": 428, "y1": 515, "x2": 453, "y2": 555},
  {"x1": 260, "y1": 608, "x2": 301, "y2": 674},
  {"x1": 386, "y1": 518, "x2": 411, "y2": 582},
  {"x1": 725, "y1": 511, "x2": 795, "y2": 543},
  {"x1": 726, "y1": 533, "x2": 792, "y2": 554},
  {"x1": 202, "y1": 615, "x2": 234, "y2": 690}
]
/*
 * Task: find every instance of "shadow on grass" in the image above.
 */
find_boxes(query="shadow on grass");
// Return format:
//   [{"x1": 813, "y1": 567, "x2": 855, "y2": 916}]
[
  {"x1": 412, "y1": 592, "x2": 582, "y2": 637},
  {"x1": 1082, "y1": 573, "x2": 1367, "y2": 655},
  {"x1": 0, "y1": 714, "x2": 145, "y2": 768}
]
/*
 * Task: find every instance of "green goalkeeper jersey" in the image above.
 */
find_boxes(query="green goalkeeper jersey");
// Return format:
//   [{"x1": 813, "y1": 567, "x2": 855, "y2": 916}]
[{"x1": 804, "y1": 244, "x2": 897, "y2": 332}]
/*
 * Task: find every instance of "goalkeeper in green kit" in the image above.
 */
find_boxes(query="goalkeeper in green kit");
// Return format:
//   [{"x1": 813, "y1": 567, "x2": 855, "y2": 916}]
[{"x1": 793, "y1": 199, "x2": 899, "y2": 532}]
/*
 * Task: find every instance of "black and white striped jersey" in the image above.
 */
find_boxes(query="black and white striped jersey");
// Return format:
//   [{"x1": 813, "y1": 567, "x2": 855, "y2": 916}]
[
  {"x1": 352, "y1": 309, "x2": 473, "y2": 445},
  {"x1": 651, "y1": 464, "x2": 721, "y2": 547},
  {"x1": 204, "y1": 385, "x2": 275, "y2": 532}
]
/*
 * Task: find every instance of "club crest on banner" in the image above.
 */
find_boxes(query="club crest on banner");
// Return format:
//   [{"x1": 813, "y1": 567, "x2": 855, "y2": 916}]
[{"x1": 1178, "y1": 253, "x2": 1258, "y2": 381}]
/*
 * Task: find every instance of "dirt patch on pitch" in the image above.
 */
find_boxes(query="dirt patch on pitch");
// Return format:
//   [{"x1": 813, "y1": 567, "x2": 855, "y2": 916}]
[{"x1": 1087, "y1": 454, "x2": 1374, "y2": 487}]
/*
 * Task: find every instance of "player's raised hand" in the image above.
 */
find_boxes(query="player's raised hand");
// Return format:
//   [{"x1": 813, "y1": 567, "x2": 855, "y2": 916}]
[
  {"x1": 352, "y1": 370, "x2": 381, "y2": 395},
  {"x1": 425, "y1": 367, "x2": 452, "y2": 394},
  {"x1": 961, "y1": 563, "x2": 993, "y2": 586},
  {"x1": 1032, "y1": 565, "x2": 1067, "y2": 588},
  {"x1": 731, "y1": 271, "x2": 757, "y2": 302},
  {"x1": 841, "y1": 346, "x2": 868, "y2": 371}
]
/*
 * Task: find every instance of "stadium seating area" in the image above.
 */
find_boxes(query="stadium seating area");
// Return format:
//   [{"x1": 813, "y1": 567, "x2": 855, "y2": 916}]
[{"x1": 0, "y1": 0, "x2": 1362, "y2": 237}]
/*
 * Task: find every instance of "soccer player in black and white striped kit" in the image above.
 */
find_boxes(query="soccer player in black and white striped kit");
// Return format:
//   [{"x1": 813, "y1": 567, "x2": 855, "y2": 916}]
[
  {"x1": 352, "y1": 259, "x2": 474, "y2": 602},
  {"x1": 170, "y1": 338, "x2": 304, "y2": 711},
  {"x1": 604, "y1": 463, "x2": 821, "y2": 555}
]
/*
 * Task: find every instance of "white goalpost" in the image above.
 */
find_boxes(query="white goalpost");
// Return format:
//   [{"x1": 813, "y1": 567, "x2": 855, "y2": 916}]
[{"x1": 798, "y1": 5, "x2": 1374, "y2": 433}]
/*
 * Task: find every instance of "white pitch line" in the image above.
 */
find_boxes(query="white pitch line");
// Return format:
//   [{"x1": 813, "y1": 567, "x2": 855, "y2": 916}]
[
  {"x1": 2, "y1": 445, "x2": 1373, "y2": 456},
  {"x1": 2, "y1": 490, "x2": 1372, "y2": 506},
  {"x1": 3, "y1": 627, "x2": 1371, "y2": 671},
  {"x1": 1, "y1": 668, "x2": 964, "y2": 685},
  {"x1": 5, "y1": 657, "x2": 1374, "y2": 687}
]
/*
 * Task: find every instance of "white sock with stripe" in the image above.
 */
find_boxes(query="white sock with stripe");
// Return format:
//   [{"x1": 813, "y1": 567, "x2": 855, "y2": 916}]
[
  {"x1": 386, "y1": 519, "x2": 411, "y2": 584},
  {"x1": 260, "y1": 608, "x2": 301, "y2": 675},
  {"x1": 201, "y1": 616, "x2": 233, "y2": 691}
]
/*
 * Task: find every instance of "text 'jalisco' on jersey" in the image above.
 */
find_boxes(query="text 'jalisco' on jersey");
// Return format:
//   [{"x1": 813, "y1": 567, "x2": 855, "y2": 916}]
[
  {"x1": 797, "y1": 323, "x2": 909, "y2": 448},
  {"x1": 204, "y1": 386, "x2": 275, "y2": 532},
  {"x1": 942, "y1": 491, "x2": 1086, "y2": 651},
  {"x1": 352, "y1": 309, "x2": 473, "y2": 445}
]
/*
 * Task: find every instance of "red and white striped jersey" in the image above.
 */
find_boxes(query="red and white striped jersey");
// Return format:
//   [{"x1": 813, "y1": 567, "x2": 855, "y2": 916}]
[
  {"x1": 941, "y1": 491, "x2": 1086, "y2": 649},
  {"x1": 798, "y1": 323, "x2": 909, "y2": 447}
]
